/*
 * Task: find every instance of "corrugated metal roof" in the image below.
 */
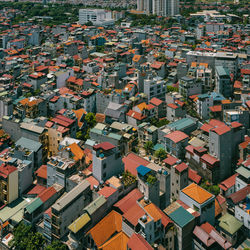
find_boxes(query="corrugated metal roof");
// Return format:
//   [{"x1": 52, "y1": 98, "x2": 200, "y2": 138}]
[
  {"x1": 84, "y1": 196, "x2": 106, "y2": 216},
  {"x1": 219, "y1": 213, "x2": 243, "y2": 235},
  {"x1": 16, "y1": 137, "x2": 42, "y2": 152},
  {"x1": 68, "y1": 212, "x2": 91, "y2": 233},
  {"x1": 52, "y1": 180, "x2": 90, "y2": 211},
  {"x1": 168, "y1": 118, "x2": 195, "y2": 131},
  {"x1": 25, "y1": 197, "x2": 43, "y2": 214},
  {"x1": 215, "y1": 66, "x2": 230, "y2": 77},
  {"x1": 236, "y1": 166, "x2": 250, "y2": 179},
  {"x1": 136, "y1": 165, "x2": 151, "y2": 176}
]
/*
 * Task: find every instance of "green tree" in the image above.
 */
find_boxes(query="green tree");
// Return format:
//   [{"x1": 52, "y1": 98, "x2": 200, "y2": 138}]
[
  {"x1": 167, "y1": 85, "x2": 179, "y2": 93},
  {"x1": 144, "y1": 141, "x2": 153, "y2": 154},
  {"x1": 34, "y1": 89, "x2": 41, "y2": 96},
  {"x1": 76, "y1": 131, "x2": 83, "y2": 140},
  {"x1": 154, "y1": 148, "x2": 167, "y2": 161},
  {"x1": 10, "y1": 222, "x2": 45, "y2": 250},
  {"x1": 25, "y1": 92, "x2": 33, "y2": 98},
  {"x1": 85, "y1": 112, "x2": 96, "y2": 128}
]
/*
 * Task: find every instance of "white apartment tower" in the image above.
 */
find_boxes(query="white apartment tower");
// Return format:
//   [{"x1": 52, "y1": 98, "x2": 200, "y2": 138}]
[{"x1": 137, "y1": 0, "x2": 179, "y2": 16}]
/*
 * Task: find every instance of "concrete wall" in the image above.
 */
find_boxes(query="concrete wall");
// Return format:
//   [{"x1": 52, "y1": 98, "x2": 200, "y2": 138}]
[
  {"x1": 92, "y1": 149, "x2": 124, "y2": 182},
  {"x1": 8, "y1": 169, "x2": 19, "y2": 203}
]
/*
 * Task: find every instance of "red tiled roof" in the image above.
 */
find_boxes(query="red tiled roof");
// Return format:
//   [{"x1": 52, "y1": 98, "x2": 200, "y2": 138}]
[
  {"x1": 209, "y1": 105, "x2": 222, "y2": 112},
  {"x1": 147, "y1": 104, "x2": 156, "y2": 110},
  {"x1": 185, "y1": 145, "x2": 194, "y2": 155},
  {"x1": 50, "y1": 96, "x2": 59, "y2": 103},
  {"x1": 27, "y1": 185, "x2": 47, "y2": 195},
  {"x1": 200, "y1": 222, "x2": 232, "y2": 249},
  {"x1": 98, "y1": 186, "x2": 117, "y2": 198},
  {"x1": 35, "y1": 165, "x2": 47, "y2": 179},
  {"x1": 22, "y1": 82, "x2": 32, "y2": 88},
  {"x1": 123, "y1": 203, "x2": 145, "y2": 227},
  {"x1": 85, "y1": 176, "x2": 99, "y2": 190},
  {"x1": 52, "y1": 115, "x2": 74, "y2": 127},
  {"x1": 193, "y1": 226, "x2": 215, "y2": 247},
  {"x1": 189, "y1": 168, "x2": 202, "y2": 184},
  {"x1": 93, "y1": 142, "x2": 115, "y2": 151},
  {"x1": 241, "y1": 69, "x2": 250, "y2": 75},
  {"x1": 126, "y1": 110, "x2": 147, "y2": 121},
  {"x1": 175, "y1": 162, "x2": 188, "y2": 172},
  {"x1": 127, "y1": 233, "x2": 153, "y2": 250},
  {"x1": 246, "y1": 101, "x2": 250, "y2": 109},
  {"x1": 44, "y1": 207, "x2": 52, "y2": 218},
  {"x1": 219, "y1": 173, "x2": 238, "y2": 191},
  {"x1": 234, "y1": 80, "x2": 242, "y2": 89},
  {"x1": 228, "y1": 184, "x2": 250, "y2": 204},
  {"x1": 45, "y1": 121, "x2": 54, "y2": 128},
  {"x1": 0, "y1": 164, "x2": 17, "y2": 178},
  {"x1": 239, "y1": 136, "x2": 250, "y2": 149},
  {"x1": 200, "y1": 123, "x2": 214, "y2": 133},
  {"x1": 231, "y1": 121, "x2": 242, "y2": 128},
  {"x1": 114, "y1": 189, "x2": 143, "y2": 214},
  {"x1": 163, "y1": 155, "x2": 179, "y2": 166},
  {"x1": 208, "y1": 119, "x2": 223, "y2": 126},
  {"x1": 175, "y1": 99, "x2": 184, "y2": 107},
  {"x1": 201, "y1": 154, "x2": 219, "y2": 166},
  {"x1": 38, "y1": 186, "x2": 56, "y2": 202},
  {"x1": 216, "y1": 194, "x2": 226, "y2": 205},
  {"x1": 165, "y1": 131, "x2": 189, "y2": 143},
  {"x1": 150, "y1": 97, "x2": 163, "y2": 106},
  {"x1": 211, "y1": 125, "x2": 230, "y2": 136},
  {"x1": 167, "y1": 103, "x2": 178, "y2": 109},
  {"x1": 122, "y1": 153, "x2": 149, "y2": 176}
]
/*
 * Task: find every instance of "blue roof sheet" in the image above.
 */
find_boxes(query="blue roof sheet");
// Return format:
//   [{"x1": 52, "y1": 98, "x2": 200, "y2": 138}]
[
  {"x1": 136, "y1": 165, "x2": 151, "y2": 176},
  {"x1": 168, "y1": 206, "x2": 194, "y2": 228}
]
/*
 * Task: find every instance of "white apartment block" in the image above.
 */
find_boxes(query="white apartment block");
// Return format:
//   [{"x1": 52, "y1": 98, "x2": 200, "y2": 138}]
[{"x1": 79, "y1": 9, "x2": 114, "y2": 26}]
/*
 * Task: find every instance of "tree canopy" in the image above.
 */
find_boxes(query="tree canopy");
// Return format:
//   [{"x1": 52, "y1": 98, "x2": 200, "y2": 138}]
[
  {"x1": 10, "y1": 222, "x2": 68, "y2": 250},
  {"x1": 144, "y1": 141, "x2": 153, "y2": 154},
  {"x1": 154, "y1": 148, "x2": 167, "y2": 161}
]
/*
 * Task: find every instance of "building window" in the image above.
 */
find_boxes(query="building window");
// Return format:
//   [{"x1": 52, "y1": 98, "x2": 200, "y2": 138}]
[
  {"x1": 103, "y1": 163, "x2": 106, "y2": 169},
  {"x1": 103, "y1": 172, "x2": 106, "y2": 178}
]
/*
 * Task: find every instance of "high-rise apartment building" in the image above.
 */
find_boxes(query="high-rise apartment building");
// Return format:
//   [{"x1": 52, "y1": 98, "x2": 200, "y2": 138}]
[{"x1": 137, "y1": 0, "x2": 179, "y2": 16}]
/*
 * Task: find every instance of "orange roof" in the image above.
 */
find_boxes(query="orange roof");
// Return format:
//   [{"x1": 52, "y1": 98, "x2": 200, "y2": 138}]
[
  {"x1": 205, "y1": 41, "x2": 211, "y2": 46},
  {"x1": 200, "y1": 63, "x2": 208, "y2": 68},
  {"x1": 19, "y1": 98, "x2": 42, "y2": 107},
  {"x1": 99, "y1": 231, "x2": 129, "y2": 250},
  {"x1": 182, "y1": 183, "x2": 213, "y2": 204},
  {"x1": 88, "y1": 210, "x2": 122, "y2": 247},
  {"x1": 0, "y1": 221, "x2": 9, "y2": 230},
  {"x1": 144, "y1": 203, "x2": 161, "y2": 221},
  {"x1": 72, "y1": 108, "x2": 87, "y2": 128},
  {"x1": 136, "y1": 102, "x2": 147, "y2": 111},
  {"x1": 35, "y1": 165, "x2": 47, "y2": 179},
  {"x1": 215, "y1": 198, "x2": 222, "y2": 217},
  {"x1": 221, "y1": 99, "x2": 231, "y2": 104},
  {"x1": 191, "y1": 62, "x2": 197, "y2": 67},
  {"x1": 95, "y1": 113, "x2": 105, "y2": 123},
  {"x1": 67, "y1": 143, "x2": 84, "y2": 161},
  {"x1": 133, "y1": 55, "x2": 141, "y2": 62}
]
